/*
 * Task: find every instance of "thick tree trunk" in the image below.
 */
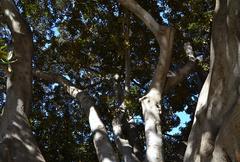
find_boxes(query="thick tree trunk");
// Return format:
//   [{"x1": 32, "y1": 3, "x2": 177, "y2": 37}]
[
  {"x1": 33, "y1": 70, "x2": 118, "y2": 162},
  {"x1": 184, "y1": 0, "x2": 240, "y2": 161},
  {"x1": 0, "y1": 0, "x2": 45, "y2": 162}
]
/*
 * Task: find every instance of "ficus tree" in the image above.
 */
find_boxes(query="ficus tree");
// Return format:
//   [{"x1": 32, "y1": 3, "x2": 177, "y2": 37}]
[{"x1": 0, "y1": 0, "x2": 239, "y2": 162}]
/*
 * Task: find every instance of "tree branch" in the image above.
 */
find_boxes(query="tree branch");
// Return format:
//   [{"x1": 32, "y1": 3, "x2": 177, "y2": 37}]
[
  {"x1": 120, "y1": 1, "x2": 174, "y2": 162},
  {"x1": 165, "y1": 42, "x2": 196, "y2": 92},
  {"x1": 33, "y1": 70, "x2": 118, "y2": 162},
  {"x1": 119, "y1": 0, "x2": 175, "y2": 95},
  {"x1": 165, "y1": 61, "x2": 195, "y2": 92},
  {"x1": 119, "y1": 0, "x2": 168, "y2": 41}
]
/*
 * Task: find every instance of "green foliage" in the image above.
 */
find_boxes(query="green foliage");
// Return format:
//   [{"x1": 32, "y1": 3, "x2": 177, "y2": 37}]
[
  {"x1": 0, "y1": 44, "x2": 8, "y2": 60},
  {"x1": 0, "y1": 39, "x2": 16, "y2": 70},
  {"x1": 0, "y1": 0, "x2": 213, "y2": 161}
]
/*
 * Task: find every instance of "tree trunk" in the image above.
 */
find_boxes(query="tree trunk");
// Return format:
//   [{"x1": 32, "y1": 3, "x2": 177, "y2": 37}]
[
  {"x1": 0, "y1": 0, "x2": 45, "y2": 162},
  {"x1": 139, "y1": 27, "x2": 174, "y2": 162},
  {"x1": 33, "y1": 70, "x2": 118, "y2": 162},
  {"x1": 77, "y1": 92, "x2": 119, "y2": 162},
  {"x1": 119, "y1": 1, "x2": 175, "y2": 162},
  {"x1": 184, "y1": 0, "x2": 240, "y2": 161}
]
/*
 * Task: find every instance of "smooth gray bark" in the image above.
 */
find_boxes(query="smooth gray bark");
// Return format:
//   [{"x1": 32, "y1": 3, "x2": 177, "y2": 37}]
[
  {"x1": 33, "y1": 70, "x2": 118, "y2": 162},
  {"x1": 0, "y1": 0, "x2": 45, "y2": 161},
  {"x1": 120, "y1": 1, "x2": 174, "y2": 162},
  {"x1": 139, "y1": 27, "x2": 174, "y2": 162},
  {"x1": 184, "y1": 0, "x2": 240, "y2": 161}
]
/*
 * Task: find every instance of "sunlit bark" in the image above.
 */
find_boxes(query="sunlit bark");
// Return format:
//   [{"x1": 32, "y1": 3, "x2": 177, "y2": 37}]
[
  {"x1": 33, "y1": 70, "x2": 118, "y2": 162},
  {"x1": 184, "y1": 0, "x2": 240, "y2": 161},
  {"x1": 119, "y1": 1, "x2": 174, "y2": 162}
]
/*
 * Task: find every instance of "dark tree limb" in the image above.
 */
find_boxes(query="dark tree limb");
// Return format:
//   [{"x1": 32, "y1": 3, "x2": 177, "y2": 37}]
[
  {"x1": 111, "y1": 13, "x2": 141, "y2": 162},
  {"x1": 165, "y1": 42, "x2": 196, "y2": 92}
]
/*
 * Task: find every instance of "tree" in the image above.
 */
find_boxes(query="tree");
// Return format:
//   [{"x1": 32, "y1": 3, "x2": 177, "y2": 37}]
[
  {"x1": 119, "y1": 1, "x2": 174, "y2": 162},
  {"x1": 1, "y1": 0, "x2": 239, "y2": 162},
  {"x1": 184, "y1": 0, "x2": 240, "y2": 161}
]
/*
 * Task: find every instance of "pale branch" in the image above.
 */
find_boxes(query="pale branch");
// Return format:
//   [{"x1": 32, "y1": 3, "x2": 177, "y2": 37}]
[
  {"x1": 0, "y1": 0, "x2": 45, "y2": 161},
  {"x1": 119, "y1": 0, "x2": 169, "y2": 41},
  {"x1": 122, "y1": 117, "x2": 144, "y2": 161},
  {"x1": 124, "y1": 1, "x2": 175, "y2": 160},
  {"x1": 119, "y1": 0, "x2": 174, "y2": 94},
  {"x1": 34, "y1": 70, "x2": 98, "y2": 115},
  {"x1": 184, "y1": 42, "x2": 196, "y2": 62},
  {"x1": 33, "y1": 70, "x2": 118, "y2": 162},
  {"x1": 34, "y1": 69, "x2": 104, "y2": 91},
  {"x1": 33, "y1": 70, "x2": 81, "y2": 98},
  {"x1": 150, "y1": 28, "x2": 174, "y2": 94},
  {"x1": 131, "y1": 61, "x2": 195, "y2": 94},
  {"x1": 112, "y1": 116, "x2": 140, "y2": 162}
]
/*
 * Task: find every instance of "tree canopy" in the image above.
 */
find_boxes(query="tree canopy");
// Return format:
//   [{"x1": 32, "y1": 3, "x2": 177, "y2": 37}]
[{"x1": 1, "y1": 0, "x2": 229, "y2": 162}]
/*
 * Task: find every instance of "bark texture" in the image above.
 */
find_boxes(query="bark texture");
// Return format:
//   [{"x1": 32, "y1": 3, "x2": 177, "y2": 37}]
[
  {"x1": 139, "y1": 27, "x2": 174, "y2": 162},
  {"x1": 119, "y1": 0, "x2": 175, "y2": 161},
  {"x1": 119, "y1": 1, "x2": 195, "y2": 162},
  {"x1": 33, "y1": 70, "x2": 118, "y2": 162},
  {"x1": 0, "y1": 0, "x2": 45, "y2": 161},
  {"x1": 184, "y1": 0, "x2": 240, "y2": 161}
]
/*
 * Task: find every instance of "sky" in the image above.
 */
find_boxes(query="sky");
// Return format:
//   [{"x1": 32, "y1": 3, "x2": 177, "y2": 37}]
[{"x1": 168, "y1": 110, "x2": 191, "y2": 135}]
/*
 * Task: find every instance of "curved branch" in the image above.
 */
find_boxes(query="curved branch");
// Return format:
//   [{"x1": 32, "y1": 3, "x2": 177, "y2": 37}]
[
  {"x1": 119, "y1": 0, "x2": 168, "y2": 41},
  {"x1": 120, "y1": 1, "x2": 174, "y2": 162}
]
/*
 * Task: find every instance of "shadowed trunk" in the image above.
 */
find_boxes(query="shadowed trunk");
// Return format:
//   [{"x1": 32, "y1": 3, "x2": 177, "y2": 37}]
[
  {"x1": 0, "y1": 0, "x2": 45, "y2": 162},
  {"x1": 184, "y1": 0, "x2": 240, "y2": 161}
]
